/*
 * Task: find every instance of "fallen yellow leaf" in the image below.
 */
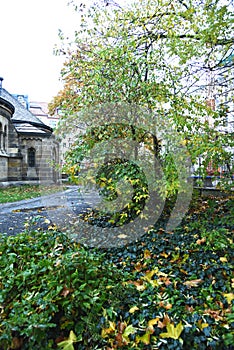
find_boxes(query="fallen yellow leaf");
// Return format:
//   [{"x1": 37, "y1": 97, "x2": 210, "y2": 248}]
[
  {"x1": 223, "y1": 293, "x2": 234, "y2": 304},
  {"x1": 141, "y1": 269, "x2": 158, "y2": 283},
  {"x1": 144, "y1": 249, "x2": 151, "y2": 259},
  {"x1": 220, "y1": 257, "x2": 228, "y2": 263},
  {"x1": 101, "y1": 321, "x2": 116, "y2": 338},
  {"x1": 197, "y1": 320, "x2": 209, "y2": 330},
  {"x1": 136, "y1": 332, "x2": 151, "y2": 345},
  {"x1": 160, "y1": 322, "x2": 184, "y2": 340},
  {"x1": 148, "y1": 318, "x2": 160, "y2": 327},
  {"x1": 129, "y1": 306, "x2": 139, "y2": 314}
]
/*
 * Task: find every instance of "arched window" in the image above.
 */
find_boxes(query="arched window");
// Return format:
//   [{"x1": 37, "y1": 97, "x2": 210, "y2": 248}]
[{"x1": 28, "y1": 147, "x2": 36, "y2": 167}]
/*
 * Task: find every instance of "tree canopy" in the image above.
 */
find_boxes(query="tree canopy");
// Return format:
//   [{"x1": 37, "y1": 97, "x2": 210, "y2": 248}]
[{"x1": 50, "y1": 0, "x2": 234, "y2": 190}]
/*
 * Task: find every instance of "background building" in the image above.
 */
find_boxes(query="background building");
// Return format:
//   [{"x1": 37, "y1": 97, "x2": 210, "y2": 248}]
[{"x1": 0, "y1": 78, "x2": 60, "y2": 185}]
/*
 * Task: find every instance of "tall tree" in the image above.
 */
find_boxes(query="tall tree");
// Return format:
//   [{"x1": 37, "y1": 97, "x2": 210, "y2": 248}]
[{"x1": 50, "y1": 0, "x2": 234, "y2": 189}]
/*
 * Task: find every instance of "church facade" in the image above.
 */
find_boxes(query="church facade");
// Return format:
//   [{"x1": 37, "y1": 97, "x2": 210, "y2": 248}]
[{"x1": 0, "y1": 79, "x2": 60, "y2": 185}]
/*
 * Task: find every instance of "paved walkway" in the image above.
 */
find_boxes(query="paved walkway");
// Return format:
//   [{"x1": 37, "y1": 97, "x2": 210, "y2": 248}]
[{"x1": 0, "y1": 186, "x2": 100, "y2": 236}]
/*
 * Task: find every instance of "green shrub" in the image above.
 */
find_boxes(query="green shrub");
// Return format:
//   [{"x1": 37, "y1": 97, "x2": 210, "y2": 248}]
[{"x1": 0, "y1": 230, "x2": 128, "y2": 349}]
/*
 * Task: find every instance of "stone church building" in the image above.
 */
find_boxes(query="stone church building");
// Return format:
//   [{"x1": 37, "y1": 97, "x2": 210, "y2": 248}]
[{"x1": 0, "y1": 78, "x2": 60, "y2": 185}]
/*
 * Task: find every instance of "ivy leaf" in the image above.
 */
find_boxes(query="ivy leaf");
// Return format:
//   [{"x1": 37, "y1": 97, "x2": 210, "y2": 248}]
[
  {"x1": 57, "y1": 331, "x2": 79, "y2": 350},
  {"x1": 160, "y1": 322, "x2": 184, "y2": 339}
]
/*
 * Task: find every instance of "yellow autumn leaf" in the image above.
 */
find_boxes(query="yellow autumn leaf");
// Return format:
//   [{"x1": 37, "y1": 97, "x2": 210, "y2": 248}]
[
  {"x1": 148, "y1": 318, "x2": 160, "y2": 327},
  {"x1": 109, "y1": 321, "x2": 116, "y2": 331},
  {"x1": 123, "y1": 324, "x2": 136, "y2": 337},
  {"x1": 160, "y1": 322, "x2": 184, "y2": 340},
  {"x1": 223, "y1": 293, "x2": 234, "y2": 304},
  {"x1": 180, "y1": 139, "x2": 188, "y2": 146},
  {"x1": 150, "y1": 279, "x2": 160, "y2": 288},
  {"x1": 197, "y1": 321, "x2": 209, "y2": 330},
  {"x1": 160, "y1": 252, "x2": 169, "y2": 258},
  {"x1": 101, "y1": 321, "x2": 116, "y2": 338},
  {"x1": 122, "y1": 325, "x2": 137, "y2": 344},
  {"x1": 136, "y1": 284, "x2": 146, "y2": 291},
  {"x1": 201, "y1": 323, "x2": 209, "y2": 330},
  {"x1": 144, "y1": 249, "x2": 151, "y2": 259},
  {"x1": 220, "y1": 257, "x2": 228, "y2": 263},
  {"x1": 136, "y1": 332, "x2": 151, "y2": 345},
  {"x1": 141, "y1": 269, "x2": 158, "y2": 283},
  {"x1": 129, "y1": 306, "x2": 139, "y2": 314},
  {"x1": 48, "y1": 224, "x2": 57, "y2": 230}
]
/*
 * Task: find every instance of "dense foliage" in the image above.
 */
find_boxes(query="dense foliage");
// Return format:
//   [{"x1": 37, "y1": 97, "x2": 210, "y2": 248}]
[
  {"x1": 0, "y1": 194, "x2": 233, "y2": 349},
  {"x1": 50, "y1": 0, "x2": 234, "y2": 185}
]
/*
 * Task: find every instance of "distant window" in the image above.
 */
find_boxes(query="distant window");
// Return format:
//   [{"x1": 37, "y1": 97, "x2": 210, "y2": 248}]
[{"x1": 28, "y1": 148, "x2": 36, "y2": 167}]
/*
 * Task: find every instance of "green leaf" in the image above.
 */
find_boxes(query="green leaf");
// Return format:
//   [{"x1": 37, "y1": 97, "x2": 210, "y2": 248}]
[{"x1": 57, "y1": 331, "x2": 79, "y2": 350}]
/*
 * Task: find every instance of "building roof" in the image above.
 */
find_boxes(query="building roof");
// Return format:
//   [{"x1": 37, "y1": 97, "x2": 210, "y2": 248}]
[
  {"x1": 29, "y1": 101, "x2": 49, "y2": 118},
  {"x1": 0, "y1": 96, "x2": 15, "y2": 115},
  {"x1": 13, "y1": 122, "x2": 50, "y2": 135},
  {"x1": 0, "y1": 88, "x2": 53, "y2": 133}
]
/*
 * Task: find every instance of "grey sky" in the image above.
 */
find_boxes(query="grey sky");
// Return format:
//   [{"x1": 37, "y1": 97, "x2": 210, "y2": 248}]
[{"x1": 0, "y1": 0, "x2": 79, "y2": 101}]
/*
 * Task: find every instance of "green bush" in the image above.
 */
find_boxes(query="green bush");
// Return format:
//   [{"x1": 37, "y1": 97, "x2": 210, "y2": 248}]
[{"x1": 0, "y1": 230, "x2": 129, "y2": 349}]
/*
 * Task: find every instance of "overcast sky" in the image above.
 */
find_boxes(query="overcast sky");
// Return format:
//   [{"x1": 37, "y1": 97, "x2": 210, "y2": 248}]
[{"x1": 0, "y1": 0, "x2": 80, "y2": 102}]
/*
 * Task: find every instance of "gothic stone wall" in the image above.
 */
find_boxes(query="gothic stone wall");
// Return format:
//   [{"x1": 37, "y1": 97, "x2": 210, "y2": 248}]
[
  {"x1": 0, "y1": 156, "x2": 8, "y2": 181},
  {"x1": 0, "y1": 99, "x2": 60, "y2": 184},
  {"x1": 19, "y1": 135, "x2": 60, "y2": 183},
  {"x1": 0, "y1": 100, "x2": 22, "y2": 181},
  {"x1": 7, "y1": 123, "x2": 23, "y2": 181}
]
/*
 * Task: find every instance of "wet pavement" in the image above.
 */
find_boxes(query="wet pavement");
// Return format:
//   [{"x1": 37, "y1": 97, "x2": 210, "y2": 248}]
[
  {"x1": 0, "y1": 185, "x2": 157, "y2": 248},
  {"x1": 0, "y1": 186, "x2": 100, "y2": 236}
]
